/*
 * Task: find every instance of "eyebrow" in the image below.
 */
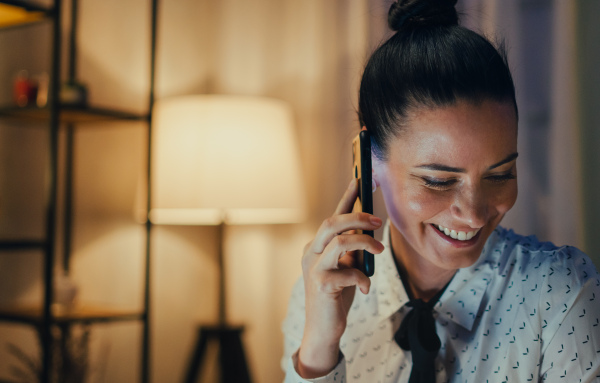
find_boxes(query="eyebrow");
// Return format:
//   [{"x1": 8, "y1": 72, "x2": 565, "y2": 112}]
[{"x1": 415, "y1": 152, "x2": 519, "y2": 173}]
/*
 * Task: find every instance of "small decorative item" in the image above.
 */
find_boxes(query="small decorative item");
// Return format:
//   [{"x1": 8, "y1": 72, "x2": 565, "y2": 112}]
[
  {"x1": 13, "y1": 70, "x2": 38, "y2": 107},
  {"x1": 59, "y1": 80, "x2": 88, "y2": 106},
  {"x1": 52, "y1": 270, "x2": 78, "y2": 315}
]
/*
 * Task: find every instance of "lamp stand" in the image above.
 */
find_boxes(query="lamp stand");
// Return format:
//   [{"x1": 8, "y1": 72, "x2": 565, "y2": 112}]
[{"x1": 183, "y1": 222, "x2": 252, "y2": 383}]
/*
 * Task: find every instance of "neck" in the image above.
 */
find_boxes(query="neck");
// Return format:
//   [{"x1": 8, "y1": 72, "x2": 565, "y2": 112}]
[{"x1": 389, "y1": 223, "x2": 456, "y2": 302}]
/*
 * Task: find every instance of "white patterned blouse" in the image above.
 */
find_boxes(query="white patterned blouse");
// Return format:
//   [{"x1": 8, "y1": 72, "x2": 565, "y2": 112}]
[{"x1": 282, "y1": 222, "x2": 600, "y2": 383}]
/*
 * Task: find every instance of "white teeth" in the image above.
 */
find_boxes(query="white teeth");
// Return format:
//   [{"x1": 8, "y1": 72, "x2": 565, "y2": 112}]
[{"x1": 435, "y1": 224, "x2": 480, "y2": 241}]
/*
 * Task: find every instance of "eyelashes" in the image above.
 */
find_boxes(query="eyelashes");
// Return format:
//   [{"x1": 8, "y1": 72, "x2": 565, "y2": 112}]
[
  {"x1": 422, "y1": 172, "x2": 516, "y2": 190},
  {"x1": 486, "y1": 173, "x2": 517, "y2": 183},
  {"x1": 423, "y1": 178, "x2": 456, "y2": 190}
]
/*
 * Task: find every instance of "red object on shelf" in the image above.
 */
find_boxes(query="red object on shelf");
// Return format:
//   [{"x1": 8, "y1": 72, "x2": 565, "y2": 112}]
[{"x1": 13, "y1": 71, "x2": 38, "y2": 107}]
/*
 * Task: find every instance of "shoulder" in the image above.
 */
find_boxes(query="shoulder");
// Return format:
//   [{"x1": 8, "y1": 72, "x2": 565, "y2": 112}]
[
  {"x1": 484, "y1": 226, "x2": 598, "y2": 284},
  {"x1": 484, "y1": 226, "x2": 599, "y2": 320},
  {"x1": 480, "y1": 228, "x2": 600, "y2": 379}
]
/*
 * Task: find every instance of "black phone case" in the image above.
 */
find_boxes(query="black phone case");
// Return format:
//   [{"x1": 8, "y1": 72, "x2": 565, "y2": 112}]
[{"x1": 353, "y1": 130, "x2": 375, "y2": 277}]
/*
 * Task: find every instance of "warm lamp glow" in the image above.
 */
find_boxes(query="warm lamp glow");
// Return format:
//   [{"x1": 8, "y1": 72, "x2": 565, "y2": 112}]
[
  {"x1": 151, "y1": 95, "x2": 305, "y2": 225},
  {"x1": 0, "y1": 4, "x2": 44, "y2": 28}
]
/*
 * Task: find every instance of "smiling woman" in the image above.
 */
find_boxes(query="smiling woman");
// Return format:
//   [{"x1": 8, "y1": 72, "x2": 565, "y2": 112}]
[{"x1": 281, "y1": 0, "x2": 600, "y2": 382}]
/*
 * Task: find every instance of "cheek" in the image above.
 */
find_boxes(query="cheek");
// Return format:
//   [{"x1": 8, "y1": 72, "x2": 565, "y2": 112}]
[
  {"x1": 492, "y1": 183, "x2": 518, "y2": 215},
  {"x1": 382, "y1": 183, "x2": 449, "y2": 229}
]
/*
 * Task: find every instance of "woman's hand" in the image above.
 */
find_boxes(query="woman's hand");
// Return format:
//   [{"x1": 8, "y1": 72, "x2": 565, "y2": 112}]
[{"x1": 297, "y1": 179, "x2": 384, "y2": 378}]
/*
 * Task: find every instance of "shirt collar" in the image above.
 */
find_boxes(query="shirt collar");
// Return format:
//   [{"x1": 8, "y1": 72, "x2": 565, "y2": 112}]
[
  {"x1": 373, "y1": 223, "x2": 409, "y2": 320},
  {"x1": 374, "y1": 221, "x2": 495, "y2": 331}
]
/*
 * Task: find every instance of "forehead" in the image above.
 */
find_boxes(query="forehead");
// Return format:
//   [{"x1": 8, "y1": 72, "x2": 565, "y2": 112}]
[{"x1": 389, "y1": 100, "x2": 518, "y2": 166}]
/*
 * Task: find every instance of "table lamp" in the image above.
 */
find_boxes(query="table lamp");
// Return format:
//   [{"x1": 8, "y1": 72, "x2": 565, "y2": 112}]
[{"x1": 150, "y1": 95, "x2": 305, "y2": 383}]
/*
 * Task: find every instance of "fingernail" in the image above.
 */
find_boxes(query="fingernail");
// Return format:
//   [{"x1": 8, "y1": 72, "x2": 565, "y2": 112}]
[
  {"x1": 370, "y1": 216, "x2": 382, "y2": 226},
  {"x1": 348, "y1": 179, "x2": 356, "y2": 189}
]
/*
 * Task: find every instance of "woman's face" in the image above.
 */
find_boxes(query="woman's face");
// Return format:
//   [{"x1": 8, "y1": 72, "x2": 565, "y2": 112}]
[{"x1": 373, "y1": 99, "x2": 518, "y2": 272}]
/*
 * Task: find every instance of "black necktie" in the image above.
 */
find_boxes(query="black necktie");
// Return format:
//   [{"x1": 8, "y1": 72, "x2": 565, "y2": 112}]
[{"x1": 393, "y1": 267, "x2": 450, "y2": 383}]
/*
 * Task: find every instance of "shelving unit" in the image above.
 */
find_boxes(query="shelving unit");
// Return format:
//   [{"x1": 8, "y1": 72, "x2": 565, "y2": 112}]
[{"x1": 0, "y1": 0, "x2": 157, "y2": 382}]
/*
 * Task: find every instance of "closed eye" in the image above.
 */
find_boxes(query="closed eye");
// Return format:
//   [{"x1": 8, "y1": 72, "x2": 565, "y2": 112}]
[
  {"x1": 422, "y1": 178, "x2": 457, "y2": 190},
  {"x1": 422, "y1": 172, "x2": 515, "y2": 190},
  {"x1": 486, "y1": 173, "x2": 516, "y2": 183}
]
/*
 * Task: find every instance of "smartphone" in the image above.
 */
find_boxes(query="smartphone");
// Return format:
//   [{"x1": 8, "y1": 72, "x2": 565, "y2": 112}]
[{"x1": 352, "y1": 130, "x2": 375, "y2": 277}]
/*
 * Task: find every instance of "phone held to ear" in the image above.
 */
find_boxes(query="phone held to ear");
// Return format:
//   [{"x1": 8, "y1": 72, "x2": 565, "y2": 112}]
[{"x1": 352, "y1": 130, "x2": 375, "y2": 277}]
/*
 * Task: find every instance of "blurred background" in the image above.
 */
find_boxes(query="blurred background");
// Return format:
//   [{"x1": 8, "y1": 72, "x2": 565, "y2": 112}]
[{"x1": 0, "y1": 0, "x2": 598, "y2": 382}]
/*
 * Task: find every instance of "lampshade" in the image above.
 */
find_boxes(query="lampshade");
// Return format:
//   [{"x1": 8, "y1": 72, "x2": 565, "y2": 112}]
[{"x1": 150, "y1": 95, "x2": 305, "y2": 225}]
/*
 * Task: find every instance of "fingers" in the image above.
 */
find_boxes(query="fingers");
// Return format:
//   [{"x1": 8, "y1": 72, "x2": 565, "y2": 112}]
[
  {"x1": 319, "y1": 233, "x2": 384, "y2": 270},
  {"x1": 333, "y1": 179, "x2": 359, "y2": 216},
  {"x1": 314, "y1": 267, "x2": 372, "y2": 295},
  {"x1": 301, "y1": 179, "x2": 383, "y2": 298},
  {"x1": 312, "y1": 212, "x2": 382, "y2": 254}
]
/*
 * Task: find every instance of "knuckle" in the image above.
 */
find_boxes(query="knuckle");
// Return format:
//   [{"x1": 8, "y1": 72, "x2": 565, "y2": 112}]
[
  {"x1": 321, "y1": 216, "x2": 336, "y2": 231},
  {"x1": 301, "y1": 252, "x2": 312, "y2": 271},
  {"x1": 332, "y1": 233, "x2": 348, "y2": 248},
  {"x1": 303, "y1": 241, "x2": 313, "y2": 254},
  {"x1": 350, "y1": 268, "x2": 363, "y2": 282},
  {"x1": 301, "y1": 254, "x2": 308, "y2": 268},
  {"x1": 309, "y1": 272, "x2": 326, "y2": 291},
  {"x1": 315, "y1": 277, "x2": 334, "y2": 294}
]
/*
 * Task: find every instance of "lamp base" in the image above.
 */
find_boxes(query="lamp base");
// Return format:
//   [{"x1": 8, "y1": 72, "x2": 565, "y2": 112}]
[{"x1": 183, "y1": 324, "x2": 252, "y2": 383}]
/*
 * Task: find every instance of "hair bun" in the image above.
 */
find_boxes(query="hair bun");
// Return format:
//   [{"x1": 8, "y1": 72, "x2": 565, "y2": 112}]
[{"x1": 388, "y1": 0, "x2": 458, "y2": 31}]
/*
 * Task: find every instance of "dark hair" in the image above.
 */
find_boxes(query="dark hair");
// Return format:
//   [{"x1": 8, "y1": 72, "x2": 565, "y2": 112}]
[{"x1": 358, "y1": 0, "x2": 518, "y2": 160}]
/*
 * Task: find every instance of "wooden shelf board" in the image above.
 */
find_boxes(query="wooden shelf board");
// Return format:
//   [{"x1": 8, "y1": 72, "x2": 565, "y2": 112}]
[
  {"x1": 0, "y1": 105, "x2": 148, "y2": 124},
  {"x1": 0, "y1": 305, "x2": 144, "y2": 325}
]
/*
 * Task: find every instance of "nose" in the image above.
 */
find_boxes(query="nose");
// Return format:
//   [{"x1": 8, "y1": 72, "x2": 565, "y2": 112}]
[{"x1": 450, "y1": 185, "x2": 489, "y2": 228}]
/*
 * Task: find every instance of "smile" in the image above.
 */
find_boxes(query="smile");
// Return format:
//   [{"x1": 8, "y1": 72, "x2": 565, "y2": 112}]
[{"x1": 434, "y1": 224, "x2": 480, "y2": 241}]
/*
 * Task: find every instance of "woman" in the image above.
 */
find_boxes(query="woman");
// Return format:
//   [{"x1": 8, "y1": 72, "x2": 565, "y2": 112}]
[{"x1": 282, "y1": 0, "x2": 600, "y2": 382}]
